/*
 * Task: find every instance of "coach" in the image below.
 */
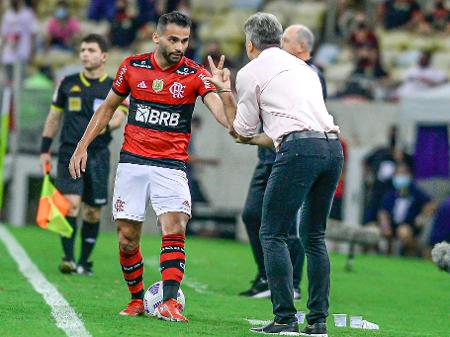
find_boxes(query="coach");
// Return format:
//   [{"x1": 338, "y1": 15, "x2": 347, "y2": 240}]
[{"x1": 206, "y1": 13, "x2": 343, "y2": 336}]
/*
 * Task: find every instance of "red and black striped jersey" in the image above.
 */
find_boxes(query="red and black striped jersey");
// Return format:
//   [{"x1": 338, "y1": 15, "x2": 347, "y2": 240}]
[{"x1": 112, "y1": 52, "x2": 215, "y2": 170}]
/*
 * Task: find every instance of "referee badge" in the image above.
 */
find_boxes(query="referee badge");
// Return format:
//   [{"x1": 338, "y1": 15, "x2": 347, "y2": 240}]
[
  {"x1": 68, "y1": 97, "x2": 81, "y2": 111},
  {"x1": 152, "y1": 79, "x2": 164, "y2": 93}
]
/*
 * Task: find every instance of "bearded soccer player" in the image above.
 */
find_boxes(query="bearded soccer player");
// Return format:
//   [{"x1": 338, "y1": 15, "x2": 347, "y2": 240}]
[{"x1": 69, "y1": 11, "x2": 229, "y2": 322}]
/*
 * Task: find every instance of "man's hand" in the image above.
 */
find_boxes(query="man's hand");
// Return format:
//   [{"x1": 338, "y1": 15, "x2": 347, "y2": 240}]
[
  {"x1": 205, "y1": 55, "x2": 231, "y2": 91},
  {"x1": 39, "y1": 153, "x2": 52, "y2": 175},
  {"x1": 69, "y1": 146, "x2": 88, "y2": 179}
]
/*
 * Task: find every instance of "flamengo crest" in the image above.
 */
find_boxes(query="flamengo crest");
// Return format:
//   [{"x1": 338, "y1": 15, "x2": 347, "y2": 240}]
[{"x1": 169, "y1": 82, "x2": 186, "y2": 99}]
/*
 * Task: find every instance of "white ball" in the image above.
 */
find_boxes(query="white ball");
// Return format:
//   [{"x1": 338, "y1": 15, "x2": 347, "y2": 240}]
[{"x1": 144, "y1": 281, "x2": 185, "y2": 316}]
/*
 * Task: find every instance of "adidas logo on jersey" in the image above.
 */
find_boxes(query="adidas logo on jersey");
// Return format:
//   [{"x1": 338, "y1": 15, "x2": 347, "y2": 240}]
[{"x1": 137, "y1": 81, "x2": 147, "y2": 89}]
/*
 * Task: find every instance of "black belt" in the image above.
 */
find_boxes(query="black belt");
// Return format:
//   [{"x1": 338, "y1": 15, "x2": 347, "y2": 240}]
[{"x1": 282, "y1": 130, "x2": 339, "y2": 143}]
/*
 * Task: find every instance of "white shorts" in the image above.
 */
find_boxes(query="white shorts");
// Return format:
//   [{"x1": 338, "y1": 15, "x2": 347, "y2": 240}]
[{"x1": 112, "y1": 163, "x2": 191, "y2": 222}]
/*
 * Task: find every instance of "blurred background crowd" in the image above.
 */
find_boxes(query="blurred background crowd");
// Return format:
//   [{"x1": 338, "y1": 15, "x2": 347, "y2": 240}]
[{"x1": 1, "y1": 0, "x2": 450, "y2": 260}]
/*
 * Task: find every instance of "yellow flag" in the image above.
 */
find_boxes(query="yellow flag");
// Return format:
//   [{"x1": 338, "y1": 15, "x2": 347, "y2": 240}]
[{"x1": 36, "y1": 174, "x2": 73, "y2": 238}]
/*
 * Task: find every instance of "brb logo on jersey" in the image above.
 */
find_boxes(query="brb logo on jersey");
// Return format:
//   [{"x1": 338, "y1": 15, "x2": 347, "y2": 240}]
[
  {"x1": 169, "y1": 82, "x2": 185, "y2": 99},
  {"x1": 135, "y1": 104, "x2": 180, "y2": 127}
]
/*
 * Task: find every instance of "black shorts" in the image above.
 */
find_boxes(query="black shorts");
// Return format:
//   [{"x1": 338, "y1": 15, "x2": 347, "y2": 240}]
[{"x1": 56, "y1": 145, "x2": 110, "y2": 207}]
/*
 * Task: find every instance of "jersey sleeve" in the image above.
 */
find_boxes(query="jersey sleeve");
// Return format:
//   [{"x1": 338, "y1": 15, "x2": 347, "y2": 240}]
[
  {"x1": 112, "y1": 57, "x2": 131, "y2": 97},
  {"x1": 51, "y1": 78, "x2": 66, "y2": 112},
  {"x1": 196, "y1": 68, "x2": 216, "y2": 99}
]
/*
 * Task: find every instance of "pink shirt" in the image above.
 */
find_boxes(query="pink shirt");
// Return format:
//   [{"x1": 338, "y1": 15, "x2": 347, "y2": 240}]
[
  {"x1": 233, "y1": 47, "x2": 339, "y2": 148},
  {"x1": 1, "y1": 7, "x2": 38, "y2": 64},
  {"x1": 47, "y1": 17, "x2": 80, "y2": 42}
]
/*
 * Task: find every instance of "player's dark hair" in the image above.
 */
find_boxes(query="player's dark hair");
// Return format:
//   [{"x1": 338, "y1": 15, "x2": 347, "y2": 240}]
[
  {"x1": 81, "y1": 34, "x2": 109, "y2": 52},
  {"x1": 157, "y1": 11, "x2": 192, "y2": 33}
]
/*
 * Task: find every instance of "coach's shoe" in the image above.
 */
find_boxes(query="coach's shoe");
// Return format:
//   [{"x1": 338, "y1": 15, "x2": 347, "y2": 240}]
[
  {"x1": 119, "y1": 299, "x2": 145, "y2": 316},
  {"x1": 239, "y1": 275, "x2": 271, "y2": 298},
  {"x1": 155, "y1": 299, "x2": 188, "y2": 322},
  {"x1": 59, "y1": 258, "x2": 76, "y2": 274},
  {"x1": 299, "y1": 322, "x2": 328, "y2": 337},
  {"x1": 76, "y1": 262, "x2": 93, "y2": 276},
  {"x1": 250, "y1": 321, "x2": 299, "y2": 335},
  {"x1": 294, "y1": 288, "x2": 301, "y2": 300}
]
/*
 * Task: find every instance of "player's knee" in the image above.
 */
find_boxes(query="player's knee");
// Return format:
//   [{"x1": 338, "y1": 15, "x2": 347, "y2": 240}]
[
  {"x1": 118, "y1": 233, "x2": 139, "y2": 253},
  {"x1": 67, "y1": 204, "x2": 81, "y2": 217},
  {"x1": 83, "y1": 206, "x2": 101, "y2": 223},
  {"x1": 160, "y1": 212, "x2": 188, "y2": 235},
  {"x1": 117, "y1": 222, "x2": 141, "y2": 253}
]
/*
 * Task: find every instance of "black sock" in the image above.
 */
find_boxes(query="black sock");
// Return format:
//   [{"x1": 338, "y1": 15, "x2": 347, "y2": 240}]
[
  {"x1": 79, "y1": 220, "x2": 100, "y2": 265},
  {"x1": 163, "y1": 280, "x2": 180, "y2": 302},
  {"x1": 61, "y1": 216, "x2": 77, "y2": 261}
]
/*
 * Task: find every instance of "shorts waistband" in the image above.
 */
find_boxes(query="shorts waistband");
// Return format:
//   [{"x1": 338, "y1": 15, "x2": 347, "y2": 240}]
[{"x1": 282, "y1": 130, "x2": 339, "y2": 143}]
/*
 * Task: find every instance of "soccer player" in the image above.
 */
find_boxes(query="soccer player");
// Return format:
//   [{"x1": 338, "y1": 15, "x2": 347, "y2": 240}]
[
  {"x1": 239, "y1": 24, "x2": 327, "y2": 300},
  {"x1": 69, "y1": 12, "x2": 229, "y2": 322},
  {"x1": 39, "y1": 34, "x2": 128, "y2": 275}
]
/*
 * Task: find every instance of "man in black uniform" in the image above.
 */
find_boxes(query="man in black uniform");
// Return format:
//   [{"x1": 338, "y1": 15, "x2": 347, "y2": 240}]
[
  {"x1": 239, "y1": 24, "x2": 327, "y2": 299},
  {"x1": 39, "y1": 34, "x2": 127, "y2": 275}
]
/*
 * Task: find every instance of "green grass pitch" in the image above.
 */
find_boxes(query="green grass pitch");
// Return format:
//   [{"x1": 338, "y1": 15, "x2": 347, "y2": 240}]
[{"x1": 0, "y1": 225, "x2": 449, "y2": 337}]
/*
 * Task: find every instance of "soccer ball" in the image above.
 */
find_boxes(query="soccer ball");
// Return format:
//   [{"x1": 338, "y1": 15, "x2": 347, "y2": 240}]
[{"x1": 143, "y1": 281, "x2": 185, "y2": 316}]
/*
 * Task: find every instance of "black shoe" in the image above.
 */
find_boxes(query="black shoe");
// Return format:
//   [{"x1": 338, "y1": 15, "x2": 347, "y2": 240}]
[
  {"x1": 250, "y1": 321, "x2": 299, "y2": 335},
  {"x1": 293, "y1": 288, "x2": 301, "y2": 300},
  {"x1": 300, "y1": 322, "x2": 328, "y2": 337},
  {"x1": 59, "y1": 258, "x2": 76, "y2": 274},
  {"x1": 76, "y1": 261, "x2": 93, "y2": 276},
  {"x1": 239, "y1": 275, "x2": 270, "y2": 298}
]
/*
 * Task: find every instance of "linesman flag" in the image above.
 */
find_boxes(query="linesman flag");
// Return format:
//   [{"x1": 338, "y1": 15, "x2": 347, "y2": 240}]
[{"x1": 36, "y1": 163, "x2": 73, "y2": 238}]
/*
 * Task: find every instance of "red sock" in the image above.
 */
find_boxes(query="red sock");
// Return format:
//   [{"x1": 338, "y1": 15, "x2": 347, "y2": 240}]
[
  {"x1": 160, "y1": 234, "x2": 185, "y2": 301},
  {"x1": 119, "y1": 246, "x2": 144, "y2": 300}
]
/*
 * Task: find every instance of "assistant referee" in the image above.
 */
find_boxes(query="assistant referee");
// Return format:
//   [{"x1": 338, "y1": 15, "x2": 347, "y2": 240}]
[{"x1": 39, "y1": 34, "x2": 127, "y2": 275}]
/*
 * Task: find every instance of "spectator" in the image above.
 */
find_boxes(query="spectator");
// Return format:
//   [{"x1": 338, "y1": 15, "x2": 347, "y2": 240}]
[
  {"x1": 339, "y1": 45, "x2": 389, "y2": 100},
  {"x1": 377, "y1": 163, "x2": 435, "y2": 256},
  {"x1": 0, "y1": 0, "x2": 38, "y2": 84},
  {"x1": 362, "y1": 126, "x2": 414, "y2": 224},
  {"x1": 396, "y1": 51, "x2": 448, "y2": 97},
  {"x1": 420, "y1": 0, "x2": 450, "y2": 33},
  {"x1": 45, "y1": 1, "x2": 81, "y2": 52},
  {"x1": 348, "y1": 14, "x2": 379, "y2": 52},
  {"x1": 87, "y1": 0, "x2": 116, "y2": 22},
  {"x1": 109, "y1": 0, "x2": 140, "y2": 49},
  {"x1": 136, "y1": 0, "x2": 159, "y2": 24},
  {"x1": 380, "y1": 0, "x2": 423, "y2": 30}
]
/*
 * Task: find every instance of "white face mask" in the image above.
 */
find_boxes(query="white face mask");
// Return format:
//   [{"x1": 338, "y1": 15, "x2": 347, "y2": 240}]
[{"x1": 392, "y1": 175, "x2": 411, "y2": 190}]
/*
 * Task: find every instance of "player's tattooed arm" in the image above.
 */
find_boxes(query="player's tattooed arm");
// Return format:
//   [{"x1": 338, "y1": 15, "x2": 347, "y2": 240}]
[
  {"x1": 204, "y1": 55, "x2": 237, "y2": 131},
  {"x1": 69, "y1": 90, "x2": 124, "y2": 178},
  {"x1": 203, "y1": 92, "x2": 230, "y2": 128}
]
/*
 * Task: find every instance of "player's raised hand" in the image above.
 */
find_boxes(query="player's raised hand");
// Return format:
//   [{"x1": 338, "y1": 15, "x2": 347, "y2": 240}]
[
  {"x1": 205, "y1": 55, "x2": 231, "y2": 90},
  {"x1": 69, "y1": 146, "x2": 88, "y2": 179}
]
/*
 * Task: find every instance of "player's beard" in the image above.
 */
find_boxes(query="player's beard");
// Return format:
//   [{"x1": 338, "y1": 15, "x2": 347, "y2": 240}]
[{"x1": 162, "y1": 48, "x2": 184, "y2": 65}]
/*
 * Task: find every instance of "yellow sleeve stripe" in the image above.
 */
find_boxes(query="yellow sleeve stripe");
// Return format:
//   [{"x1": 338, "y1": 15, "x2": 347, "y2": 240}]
[
  {"x1": 118, "y1": 105, "x2": 128, "y2": 114},
  {"x1": 51, "y1": 104, "x2": 64, "y2": 112}
]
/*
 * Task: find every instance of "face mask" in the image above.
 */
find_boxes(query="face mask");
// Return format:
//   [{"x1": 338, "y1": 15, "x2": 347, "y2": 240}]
[
  {"x1": 54, "y1": 7, "x2": 68, "y2": 19},
  {"x1": 393, "y1": 175, "x2": 411, "y2": 190}
]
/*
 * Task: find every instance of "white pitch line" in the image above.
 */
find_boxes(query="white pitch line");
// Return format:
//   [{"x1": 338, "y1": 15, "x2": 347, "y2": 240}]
[
  {"x1": 0, "y1": 226, "x2": 92, "y2": 337},
  {"x1": 245, "y1": 318, "x2": 272, "y2": 326}
]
